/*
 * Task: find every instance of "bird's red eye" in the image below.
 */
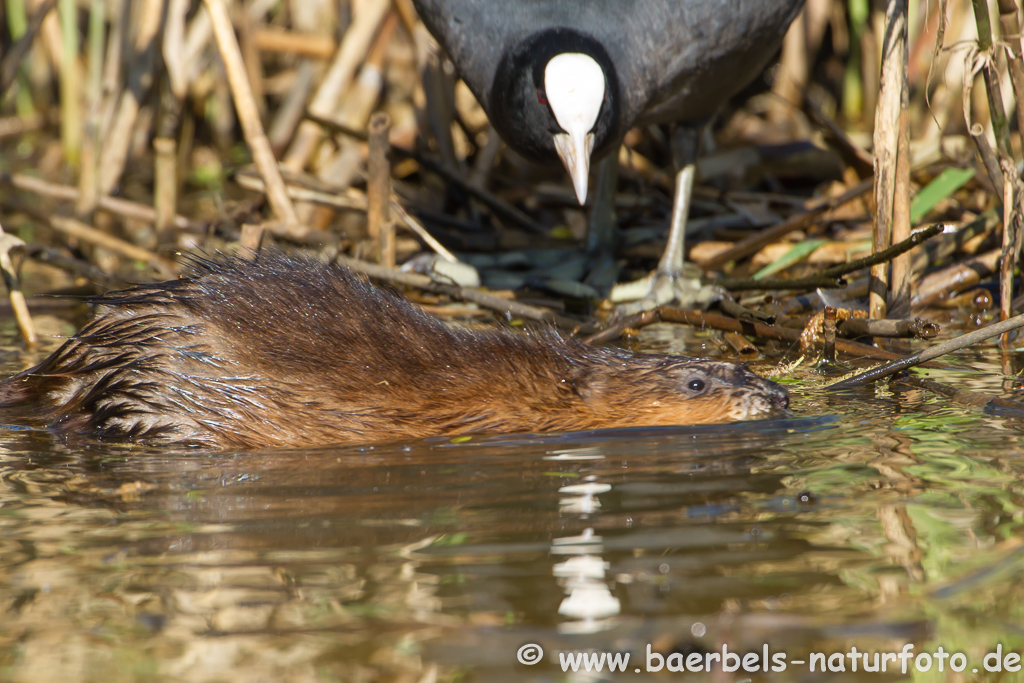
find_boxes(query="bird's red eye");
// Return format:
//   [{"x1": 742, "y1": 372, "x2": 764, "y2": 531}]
[{"x1": 537, "y1": 89, "x2": 547, "y2": 105}]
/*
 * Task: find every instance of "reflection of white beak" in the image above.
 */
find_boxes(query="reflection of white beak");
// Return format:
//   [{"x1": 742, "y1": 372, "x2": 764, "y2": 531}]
[{"x1": 544, "y1": 53, "x2": 605, "y2": 206}]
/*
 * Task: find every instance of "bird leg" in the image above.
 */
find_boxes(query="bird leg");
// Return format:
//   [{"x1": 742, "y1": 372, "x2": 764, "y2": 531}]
[
  {"x1": 583, "y1": 154, "x2": 621, "y2": 292},
  {"x1": 608, "y1": 126, "x2": 723, "y2": 317}
]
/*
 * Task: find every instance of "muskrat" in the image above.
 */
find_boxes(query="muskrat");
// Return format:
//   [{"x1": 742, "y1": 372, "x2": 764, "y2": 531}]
[{"x1": 0, "y1": 254, "x2": 788, "y2": 449}]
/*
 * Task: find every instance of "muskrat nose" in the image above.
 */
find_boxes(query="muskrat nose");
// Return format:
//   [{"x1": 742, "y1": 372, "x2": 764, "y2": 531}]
[{"x1": 772, "y1": 384, "x2": 790, "y2": 410}]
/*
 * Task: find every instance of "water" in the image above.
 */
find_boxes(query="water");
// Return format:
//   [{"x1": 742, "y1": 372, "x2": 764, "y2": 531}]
[{"x1": 1, "y1": 321, "x2": 1023, "y2": 682}]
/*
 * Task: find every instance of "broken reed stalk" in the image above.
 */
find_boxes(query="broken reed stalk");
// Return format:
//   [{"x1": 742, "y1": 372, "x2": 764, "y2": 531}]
[
  {"x1": 701, "y1": 177, "x2": 874, "y2": 270},
  {"x1": 0, "y1": 224, "x2": 37, "y2": 347},
  {"x1": 98, "y1": 0, "x2": 162, "y2": 196},
  {"x1": 586, "y1": 307, "x2": 917, "y2": 364},
  {"x1": 827, "y1": 311, "x2": 1024, "y2": 390},
  {"x1": 337, "y1": 255, "x2": 596, "y2": 334},
  {"x1": 3, "y1": 172, "x2": 199, "y2": 232},
  {"x1": 870, "y1": 0, "x2": 909, "y2": 319},
  {"x1": 47, "y1": 215, "x2": 177, "y2": 278},
  {"x1": 76, "y1": 0, "x2": 105, "y2": 217},
  {"x1": 970, "y1": 123, "x2": 1004, "y2": 191},
  {"x1": 367, "y1": 112, "x2": 394, "y2": 267},
  {"x1": 58, "y1": 0, "x2": 82, "y2": 167},
  {"x1": 153, "y1": 137, "x2": 177, "y2": 238},
  {"x1": 972, "y1": 0, "x2": 1014, "y2": 157},
  {"x1": 912, "y1": 247, "x2": 1001, "y2": 307},
  {"x1": 712, "y1": 222, "x2": 943, "y2": 292},
  {"x1": 283, "y1": 0, "x2": 391, "y2": 171},
  {"x1": 822, "y1": 306, "x2": 838, "y2": 365},
  {"x1": 239, "y1": 224, "x2": 265, "y2": 253},
  {"x1": 204, "y1": 0, "x2": 300, "y2": 236},
  {"x1": 1000, "y1": 157, "x2": 1020, "y2": 347},
  {"x1": 997, "y1": 0, "x2": 1024, "y2": 143}
]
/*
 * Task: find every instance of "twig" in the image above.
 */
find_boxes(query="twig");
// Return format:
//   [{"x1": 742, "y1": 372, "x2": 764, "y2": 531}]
[
  {"x1": 204, "y1": 0, "x2": 301, "y2": 236},
  {"x1": 367, "y1": 112, "x2": 394, "y2": 267},
  {"x1": 307, "y1": 113, "x2": 549, "y2": 236},
  {"x1": 1000, "y1": 157, "x2": 1021, "y2": 347},
  {"x1": 912, "y1": 248, "x2": 1000, "y2": 308},
  {"x1": 336, "y1": 255, "x2": 596, "y2": 334},
  {"x1": 2, "y1": 172, "x2": 201, "y2": 232},
  {"x1": 586, "y1": 306, "x2": 924, "y2": 363},
  {"x1": 701, "y1": 177, "x2": 874, "y2": 270},
  {"x1": 827, "y1": 311, "x2": 1024, "y2": 390},
  {"x1": 717, "y1": 298, "x2": 776, "y2": 325},
  {"x1": 821, "y1": 222, "x2": 945, "y2": 279},
  {"x1": 283, "y1": 0, "x2": 391, "y2": 170},
  {"x1": 48, "y1": 215, "x2": 177, "y2": 278},
  {"x1": 969, "y1": 123, "x2": 1005, "y2": 191}
]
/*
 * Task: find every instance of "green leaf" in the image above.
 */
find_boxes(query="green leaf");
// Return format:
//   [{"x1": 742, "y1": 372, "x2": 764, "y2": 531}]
[
  {"x1": 910, "y1": 167, "x2": 976, "y2": 224},
  {"x1": 752, "y1": 238, "x2": 830, "y2": 280}
]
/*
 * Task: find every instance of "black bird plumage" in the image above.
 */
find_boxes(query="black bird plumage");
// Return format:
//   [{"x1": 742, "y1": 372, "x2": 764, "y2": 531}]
[{"x1": 413, "y1": 0, "x2": 805, "y2": 166}]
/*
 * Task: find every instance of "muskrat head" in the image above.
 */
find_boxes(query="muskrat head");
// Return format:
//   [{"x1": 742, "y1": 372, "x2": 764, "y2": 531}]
[{"x1": 582, "y1": 358, "x2": 790, "y2": 427}]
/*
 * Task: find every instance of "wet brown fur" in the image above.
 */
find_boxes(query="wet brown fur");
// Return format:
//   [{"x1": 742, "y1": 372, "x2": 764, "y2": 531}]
[{"x1": 0, "y1": 254, "x2": 788, "y2": 448}]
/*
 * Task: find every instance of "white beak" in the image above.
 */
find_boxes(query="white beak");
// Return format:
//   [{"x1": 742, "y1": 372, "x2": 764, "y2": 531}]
[{"x1": 544, "y1": 53, "x2": 605, "y2": 206}]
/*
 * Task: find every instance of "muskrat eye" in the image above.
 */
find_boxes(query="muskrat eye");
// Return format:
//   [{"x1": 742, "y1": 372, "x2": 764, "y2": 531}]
[{"x1": 687, "y1": 378, "x2": 706, "y2": 393}]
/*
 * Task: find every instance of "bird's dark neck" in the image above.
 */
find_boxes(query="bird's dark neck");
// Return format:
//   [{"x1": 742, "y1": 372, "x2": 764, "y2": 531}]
[{"x1": 489, "y1": 27, "x2": 621, "y2": 161}]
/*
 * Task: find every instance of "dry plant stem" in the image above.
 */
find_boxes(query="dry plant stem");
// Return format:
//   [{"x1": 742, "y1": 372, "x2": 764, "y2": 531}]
[
  {"x1": 822, "y1": 306, "x2": 837, "y2": 364},
  {"x1": 587, "y1": 307, "x2": 914, "y2": 363},
  {"x1": 57, "y1": 0, "x2": 81, "y2": 166},
  {"x1": 713, "y1": 223, "x2": 944, "y2": 292},
  {"x1": 701, "y1": 177, "x2": 873, "y2": 270},
  {"x1": 153, "y1": 137, "x2": 177, "y2": 238},
  {"x1": 77, "y1": 0, "x2": 105, "y2": 217},
  {"x1": 998, "y1": 0, "x2": 1024, "y2": 144},
  {"x1": 717, "y1": 298, "x2": 776, "y2": 325},
  {"x1": 723, "y1": 332, "x2": 759, "y2": 357},
  {"x1": 284, "y1": 0, "x2": 390, "y2": 171},
  {"x1": 48, "y1": 215, "x2": 177, "y2": 278},
  {"x1": 828, "y1": 311, "x2": 1024, "y2": 390},
  {"x1": 803, "y1": 96, "x2": 874, "y2": 175},
  {"x1": 0, "y1": 0, "x2": 55, "y2": 100},
  {"x1": 972, "y1": 0, "x2": 1014, "y2": 156},
  {"x1": 204, "y1": 0, "x2": 300, "y2": 235},
  {"x1": 889, "y1": 82, "x2": 912, "y2": 315},
  {"x1": 1001, "y1": 158, "x2": 1017, "y2": 327},
  {"x1": 252, "y1": 27, "x2": 335, "y2": 59},
  {"x1": 307, "y1": 113, "x2": 549, "y2": 236},
  {"x1": 239, "y1": 224, "x2": 265, "y2": 253},
  {"x1": 336, "y1": 255, "x2": 596, "y2": 334},
  {"x1": 3, "y1": 173, "x2": 199, "y2": 231},
  {"x1": 912, "y1": 248, "x2": 1001, "y2": 307},
  {"x1": 895, "y1": 374, "x2": 1024, "y2": 415},
  {"x1": 970, "y1": 123, "x2": 1005, "y2": 190},
  {"x1": 98, "y1": 0, "x2": 162, "y2": 196},
  {"x1": 368, "y1": 112, "x2": 394, "y2": 267},
  {"x1": 870, "y1": 0, "x2": 909, "y2": 319},
  {"x1": 836, "y1": 317, "x2": 939, "y2": 339},
  {"x1": 27, "y1": 246, "x2": 120, "y2": 288},
  {"x1": 0, "y1": 225, "x2": 37, "y2": 347}
]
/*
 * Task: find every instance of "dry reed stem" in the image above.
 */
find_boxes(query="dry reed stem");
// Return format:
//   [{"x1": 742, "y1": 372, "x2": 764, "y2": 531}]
[
  {"x1": 253, "y1": 28, "x2": 336, "y2": 59},
  {"x1": 98, "y1": 0, "x2": 162, "y2": 196},
  {"x1": 48, "y1": 215, "x2": 177, "y2": 277},
  {"x1": 700, "y1": 177, "x2": 874, "y2": 270},
  {"x1": 5, "y1": 173, "x2": 198, "y2": 231},
  {"x1": 239, "y1": 224, "x2": 265, "y2": 253},
  {"x1": 999, "y1": 157, "x2": 1021, "y2": 346},
  {"x1": 912, "y1": 248, "x2": 1001, "y2": 308},
  {"x1": 153, "y1": 137, "x2": 177, "y2": 237},
  {"x1": 368, "y1": 112, "x2": 394, "y2": 267},
  {"x1": 0, "y1": 226, "x2": 37, "y2": 347},
  {"x1": 871, "y1": 0, "x2": 909, "y2": 320},
  {"x1": 283, "y1": 0, "x2": 391, "y2": 171},
  {"x1": 997, "y1": 0, "x2": 1024, "y2": 145},
  {"x1": 204, "y1": 0, "x2": 300, "y2": 235}
]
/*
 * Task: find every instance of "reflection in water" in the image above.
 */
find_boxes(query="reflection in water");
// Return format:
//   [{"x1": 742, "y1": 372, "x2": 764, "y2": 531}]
[{"x1": 1, "y1": 355, "x2": 1024, "y2": 679}]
